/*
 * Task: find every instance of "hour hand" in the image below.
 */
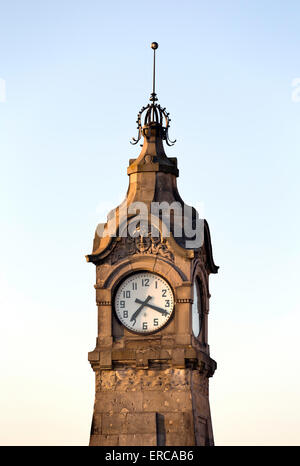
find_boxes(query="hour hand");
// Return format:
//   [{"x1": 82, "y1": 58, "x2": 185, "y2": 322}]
[
  {"x1": 135, "y1": 299, "x2": 170, "y2": 317},
  {"x1": 130, "y1": 295, "x2": 152, "y2": 325}
]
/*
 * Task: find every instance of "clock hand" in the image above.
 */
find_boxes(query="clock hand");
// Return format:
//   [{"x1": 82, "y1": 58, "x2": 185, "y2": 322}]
[
  {"x1": 135, "y1": 298, "x2": 170, "y2": 317},
  {"x1": 130, "y1": 295, "x2": 152, "y2": 326}
]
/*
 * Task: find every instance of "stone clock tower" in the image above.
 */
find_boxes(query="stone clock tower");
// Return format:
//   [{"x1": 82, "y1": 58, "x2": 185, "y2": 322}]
[{"x1": 86, "y1": 43, "x2": 218, "y2": 446}]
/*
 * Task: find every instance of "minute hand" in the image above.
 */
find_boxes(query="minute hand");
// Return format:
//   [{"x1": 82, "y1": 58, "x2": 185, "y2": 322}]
[
  {"x1": 130, "y1": 295, "x2": 152, "y2": 325},
  {"x1": 135, "y1": 299, "x2": 170, "y2": 316}
]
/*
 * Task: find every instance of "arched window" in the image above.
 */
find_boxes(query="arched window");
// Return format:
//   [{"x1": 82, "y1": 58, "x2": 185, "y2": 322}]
[{"x1": 192, "y1": 276, "x2": 203, "y2": 338}]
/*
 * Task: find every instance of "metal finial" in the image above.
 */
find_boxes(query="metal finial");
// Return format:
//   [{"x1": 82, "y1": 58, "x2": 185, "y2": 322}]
[
  {"x1": 130, "y1": 42, "x2": 176, "y2": 147},
  {"x1": 150, "y1": 42, "x2": 158, "y2": 102}
]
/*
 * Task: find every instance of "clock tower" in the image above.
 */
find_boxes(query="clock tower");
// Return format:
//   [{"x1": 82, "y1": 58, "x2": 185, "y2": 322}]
[{"x1": 86, "y1": 43, "x2": 218, "y2": 446}]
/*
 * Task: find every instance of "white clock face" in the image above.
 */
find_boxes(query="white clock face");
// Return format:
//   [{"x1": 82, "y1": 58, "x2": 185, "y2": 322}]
[{"x1": 114, "y1": 272, "x2": 174, "y2": 333}]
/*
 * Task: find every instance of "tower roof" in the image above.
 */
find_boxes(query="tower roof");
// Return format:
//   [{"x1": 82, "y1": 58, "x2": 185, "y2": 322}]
[{"x1": 128, "y1": 42, "x2": 178, "y2": 177}]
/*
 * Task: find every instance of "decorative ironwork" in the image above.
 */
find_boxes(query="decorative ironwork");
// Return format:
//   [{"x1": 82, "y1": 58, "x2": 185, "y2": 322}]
[{"x1": 131, "y1": 42, "x2": 176, "y2": 147}]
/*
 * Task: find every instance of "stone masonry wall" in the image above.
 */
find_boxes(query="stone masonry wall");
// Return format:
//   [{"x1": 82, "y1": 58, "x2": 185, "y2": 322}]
[{"x1": 89, "y1": 368, "x2": 212, "y2": 446}]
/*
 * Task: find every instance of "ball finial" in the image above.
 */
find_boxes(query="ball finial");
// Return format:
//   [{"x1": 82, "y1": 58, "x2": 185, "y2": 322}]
[{"x1": 151, "y1": 42, "x2": 159, "y2": 50}]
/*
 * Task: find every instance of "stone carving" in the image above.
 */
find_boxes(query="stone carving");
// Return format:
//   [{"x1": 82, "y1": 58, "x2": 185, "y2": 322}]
[
  {"x1": 109, "y1": 231, "x2": 174, "y2": 265},
  {"x1": 96, "y1": 368, "x2": 208, "y2": 394}
]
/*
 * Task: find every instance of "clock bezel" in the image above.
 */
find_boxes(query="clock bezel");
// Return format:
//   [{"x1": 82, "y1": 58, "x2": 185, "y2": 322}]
[{"x1": 113, "y1": 270, "x2": 175, "y2": 335}]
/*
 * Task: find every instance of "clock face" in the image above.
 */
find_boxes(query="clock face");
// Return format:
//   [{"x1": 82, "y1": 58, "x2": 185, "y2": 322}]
[
  {"x1": 192, "y1": 280, "x2": 202, "y2": 337},
  {"x1": 114, "y1": 272, "x2": 174, "y2": 333}
]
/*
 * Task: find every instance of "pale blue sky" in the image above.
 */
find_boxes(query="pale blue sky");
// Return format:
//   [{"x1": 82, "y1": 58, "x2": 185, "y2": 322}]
[{"x1": 0, "y1": 0, "x2": 300, "y2": 445}]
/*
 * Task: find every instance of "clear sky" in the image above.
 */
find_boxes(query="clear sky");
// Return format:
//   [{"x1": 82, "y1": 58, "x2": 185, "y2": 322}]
[{"x1": 0, "y1": 0, "x2": 300, "y2": 446}]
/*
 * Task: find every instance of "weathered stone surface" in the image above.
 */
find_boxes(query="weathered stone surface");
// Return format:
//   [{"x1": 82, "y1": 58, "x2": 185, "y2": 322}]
[
  {"x1": 91, "y1": 364, "x2": 214, "y2": 445},
  {"x1": 89, "y1": 434, "x2": 118, "y2": 446},
  {"x1": 165, "y1": 432, "x2": 195, "y2": 446},
  {"x1": 90, "y1": 367, "x2": 214, "y2": 445},
  {"x1": 142, "y1": 391, "x2": 192, "y2": 413},
  {"x1": 118, "y1": 434, "x2": 156, "y2": 446},
  {"x1": 194, "y1": 416, "x2": 210, "y2": 446},
  {"x1": 102, "y1": 412, "x2": 156, "y2": 435},
  {"x1": 191, "y1": 391, "x2": 209, "y2": 415},
  {"x1": 163, "y1": 412, "x2": 194, "y2": 434},
  {"x1": 97, "y1": 368, "x2": 191, "y2": 392},
  {"x1": 90, "y1": 413, "x2": 102, "y2": 435},
  {"x1": 101, "y1": 413, "x2": 127, "y2": 435},
  {"x1": 157, "y1": 412, "x2": 195, "y2": 445},
  {"x1": 191, "y1": 370, "x2": 209, "y2": 396},
  {"x1": 95, "y1": 391, "x2": 143, "y2": 413}
]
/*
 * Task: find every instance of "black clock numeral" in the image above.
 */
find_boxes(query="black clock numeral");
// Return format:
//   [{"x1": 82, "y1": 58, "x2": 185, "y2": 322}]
[
  {"x1": 132, "y1": 282, "x2": 137, "y2": 290},
  {"x1": 142, "y1": 278, "x2": 149, "y2": 287},
  {"x1": 165, "y1": 300, "x2": 170, "y2": 307},
  {"x1": 142, "y1": 322, "x2": 148, "y2": 330},
  {"x1": 155, "y1": 281, "x2": 158, "y2": 289},
  {"x1": 123, "y1": 310, "x2": 128, "y2": 318},
  {"x1": 162, "y1": 289, "x2": 167, "y2": 297},
  {"x1": 120, "y1": 300, "x2": 125, "y2": 308},
  {"x1": 123, "y1": 291, "x2": 130, "y2": 298},
  {"x1": 153, "y1": 318, "x2": 158, "y2": 326}
]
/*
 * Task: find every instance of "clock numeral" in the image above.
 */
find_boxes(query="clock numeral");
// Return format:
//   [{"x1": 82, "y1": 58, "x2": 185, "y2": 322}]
[
  {"x1": 155, "y1": 281, "x2": 158, "y2": 289},
  {"x1": 142, "y1": 322, "x2": 148, "y2": 330},
  {"x1": 123, "y1": 310, "x2": 128, "y2": 318},
  {"x1": 165, "y1": 300, "x2": 170, "y2": 307},
  {"x1": 142, "y1": 278, "x2": 149, "y2": 287},
  {"x1": 132, "y1": 282, "x2": 137, "y2": 290},
  {"x1": 123, "y1": 291, "x2": 130, "y2": 298},
  {"x1": 162, "y1": 289, "x2": 167, "y2": 297},
  {"x1": 153, "y1": 318, "x2": 158, "y2": 326},
  {"x1": 120, "y1": 300, "x2": 125, "y2": 308}
]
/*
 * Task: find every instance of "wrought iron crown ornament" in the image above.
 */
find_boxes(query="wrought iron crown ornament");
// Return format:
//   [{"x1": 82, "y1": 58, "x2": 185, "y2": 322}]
[{"x1": 131, "y1": 42, "x2": 176, "y2": 147}]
